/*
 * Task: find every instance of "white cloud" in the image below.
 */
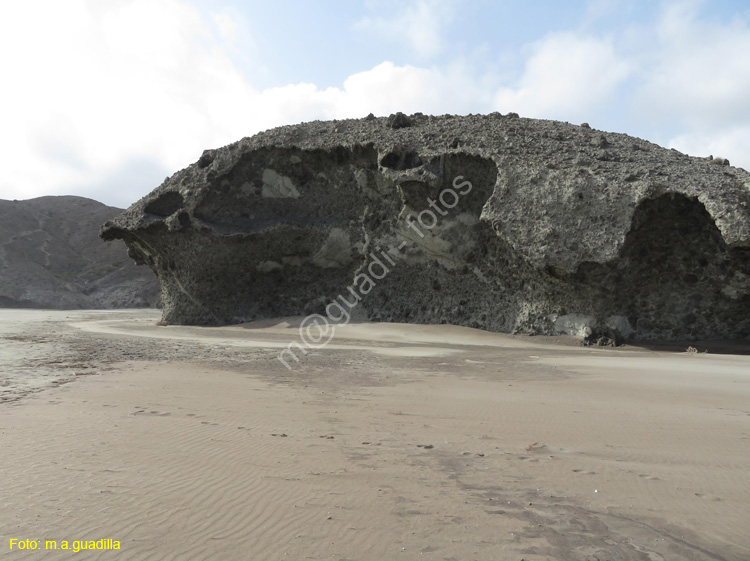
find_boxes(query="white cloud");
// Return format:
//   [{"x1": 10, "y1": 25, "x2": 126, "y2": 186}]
[
  {"x1": 355, "y1": 0, "x2": 458, "y2": 59},
  {"x1": 3, "y1": 0, "x2": 750, "y2": 208},
  {"x1": 0, "y1": 0, "x2": 256, "y2": 204},
  {"x1": 630, "y1": 1, "x2": 750, "y2": 170},
  {"x1": 635, "y1": 1, "x2": 750, "y2": 129},
  {"x1": 212, "y1": 11, "x2": 239, "y2": 41},
  {"x1": 487, "y1": 1, "x2": 750, "y2": 172},
  {"x1": 335, "y1": 61, "x2": 491, "y2": 117},
  {"x1": 668, "y1": 127, "x2": 750, "y2": 168},
  {"x1": 493, "y1": 32, "x2": 632, "y2": 123},
  {"x1": 0, "y1": 0, "x2": 490, "y2": 207},
  {"x1": 225, "y1": 61, "x2": 493, "y2": 134}
]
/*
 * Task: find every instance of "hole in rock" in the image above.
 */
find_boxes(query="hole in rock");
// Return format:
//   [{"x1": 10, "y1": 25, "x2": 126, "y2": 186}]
[
  {"x1": 380, "y1": 151, "x2": 423, "y2": 171},
  {"x1": 145, "y1": 191, "x2": 185, "y2": 217}
]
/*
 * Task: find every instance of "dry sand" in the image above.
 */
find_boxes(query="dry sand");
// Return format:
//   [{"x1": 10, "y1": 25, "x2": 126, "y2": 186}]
[{"x1": 1, "y1": 309, "x2": 749, "y2": 560}]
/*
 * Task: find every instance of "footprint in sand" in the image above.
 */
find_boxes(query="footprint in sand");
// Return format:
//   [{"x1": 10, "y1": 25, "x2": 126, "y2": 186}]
[{"x1": 694, "y1": 492, "x2": 723, "y2": 501}]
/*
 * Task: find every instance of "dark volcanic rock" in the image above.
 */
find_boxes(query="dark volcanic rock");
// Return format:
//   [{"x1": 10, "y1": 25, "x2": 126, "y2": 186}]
[
  {"x1": 100, "y1": 114, "x2": 750, "y2": 342},
  {"x1": 1, "y1": 196, "x2": 161, "y2": 309}
]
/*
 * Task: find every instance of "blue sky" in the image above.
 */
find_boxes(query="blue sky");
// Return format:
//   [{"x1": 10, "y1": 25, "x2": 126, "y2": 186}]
[{"x1": 1, "y1": 0, "x2": 749, "y2": 207}]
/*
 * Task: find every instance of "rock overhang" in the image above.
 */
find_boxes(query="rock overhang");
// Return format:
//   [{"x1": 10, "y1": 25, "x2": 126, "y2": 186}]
[{"x1": 101, "y1": 113, "x2": 750, "y2": 341}]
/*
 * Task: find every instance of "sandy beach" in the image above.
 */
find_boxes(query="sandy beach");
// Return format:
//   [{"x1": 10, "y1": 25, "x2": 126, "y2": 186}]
[{"x1": 1, "y1": 309, "x2": 748, "y2": 560}]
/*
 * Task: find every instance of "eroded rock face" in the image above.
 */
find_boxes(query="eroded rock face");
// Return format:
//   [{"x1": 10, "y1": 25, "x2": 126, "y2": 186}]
[{"x1": 100, "y1": 113, "x2": 750, "y2": 341}]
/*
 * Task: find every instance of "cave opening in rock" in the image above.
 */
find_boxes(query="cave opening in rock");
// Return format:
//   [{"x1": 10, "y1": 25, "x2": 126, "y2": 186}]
[{"x1": 614, "y1": 192, "x2": 735, "y2": 338}]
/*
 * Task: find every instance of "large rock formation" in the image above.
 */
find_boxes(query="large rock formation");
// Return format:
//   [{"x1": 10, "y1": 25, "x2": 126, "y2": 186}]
[
  {"x1": 1, "y1": 196, "x2": 161, "y2": 309},
  {"x1": 101, "y1": 113, "x2": 750, "y2": 342}
]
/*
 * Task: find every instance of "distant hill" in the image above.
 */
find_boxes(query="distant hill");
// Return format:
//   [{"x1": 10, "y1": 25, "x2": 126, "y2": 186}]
[{"x1": 0, "y1": 196, "x2": 160, "y2": 309}]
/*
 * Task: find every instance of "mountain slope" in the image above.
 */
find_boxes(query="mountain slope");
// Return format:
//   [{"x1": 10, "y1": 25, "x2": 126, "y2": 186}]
[{"x1": 0, "y1": 196, "x2": 160, "y2": 309}]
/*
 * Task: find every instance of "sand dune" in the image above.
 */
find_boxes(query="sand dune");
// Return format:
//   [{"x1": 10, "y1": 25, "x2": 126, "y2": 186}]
[{"x1": 1, "y1": 310, "x2": 748, "y2": 560}]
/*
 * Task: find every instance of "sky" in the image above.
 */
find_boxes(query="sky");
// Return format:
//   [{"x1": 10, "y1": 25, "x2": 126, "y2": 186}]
[{"x1": 1, "y1": 0, "x2": 750, "y2": 208}]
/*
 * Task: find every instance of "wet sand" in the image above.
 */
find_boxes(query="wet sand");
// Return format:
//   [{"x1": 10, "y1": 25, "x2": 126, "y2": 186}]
[{"x1": 1, "y1": 309, "x2": 749, "y2": 560}]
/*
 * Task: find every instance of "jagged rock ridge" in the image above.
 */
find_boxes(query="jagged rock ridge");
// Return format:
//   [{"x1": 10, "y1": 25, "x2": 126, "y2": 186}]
[
  {"x1": 1, "y1": 196, "x2": 160, "y2": 309},
  {"x1": 101, "y1": 113, "x2": 750, "y2": 341}
]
